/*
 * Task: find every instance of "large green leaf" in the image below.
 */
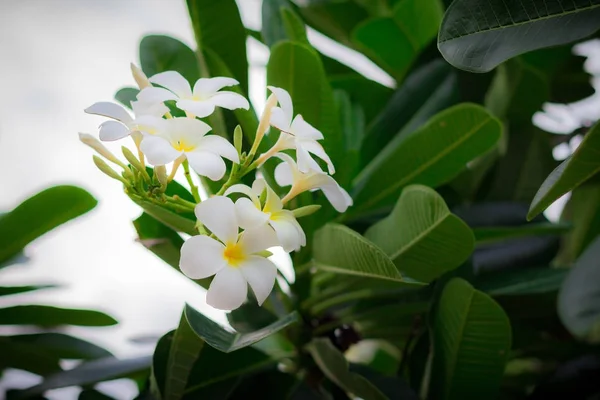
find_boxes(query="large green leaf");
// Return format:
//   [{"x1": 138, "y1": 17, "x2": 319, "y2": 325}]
[
  {"x1": 186, "y1": 0, "x2": 248, "y2": 93},
  {"x1": 558, "y1": 237, "x2": 600, "y2": 343},
  {"x1": 9, "y1": 333, "x2": 113, "y2": 360},
  {"x1": 135, "y1": 201, "x2": 197, "y2": 236},
  {"x1": 0, "y1": 305, "x2": 117, "y2": 327},
  {"x1": 557, "y1": 183, "x2": 600, "y2": 265},
  {"x1": 361, "y1": 60, "x2": 457, "y2": 164},
  {"x1": 313, "y1": 223, "x2": 415, "y2": 283},
  {"x1": 16, "y1": 356, "x2": 152, "y2": 397},
  {"x1": 267, "y1": 40, "x2": 343, "y2": 169},
  {"x1": 352, "y1": 0, "x2": 443, "y2": 80},
  {"x1": 352, "y1": 104, "x2": 502, "y2": 216},
  {"x1": 438, "y1": 0, "x2": 600, "y2": 72},
  {"x1": 306, "y1": 338, "x2": 387, "y2": 400},
  {"x1": 473, "y1": 222, "x2": 570, "y2": 245},
  {"x1": 474, "y1": 266, "x2": 568, "y2": 296},
  {"x1": 184, "y1": 304, "x2": 297, "y2": 353},
  {"x1": 365, "y1": 185, "x2": 474, "y2": 283},
  {"x1": 140, "y1": 35, "x2": 199, "y2": 82},
  {"x1": 430, "y1": 278, "x2": 512, "y2": 399},
  {"x1": 114, "y1": 87, "x2": 138, "y2": 109},
  {"x1": 0, "y1": 186, "x2": 97, "y2": 263},
  {"x1": 528, "y1": 120, "x2": 600, "y2": 219},
  {"x1": 0, "y1": 284, "x2": 55, "y2": 297},
  {"x1": 0, "y1": 337, "x2": 62, "y2": 376},
  {"x1": 133, "y1": 213, "x2": 183, "y2": 271}
]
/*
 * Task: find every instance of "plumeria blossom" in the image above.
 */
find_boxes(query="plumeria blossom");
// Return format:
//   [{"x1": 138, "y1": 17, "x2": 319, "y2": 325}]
[
  {"x1": 140, "y1": 117, "x2": 239, "y2": 181},
  {"x1": 259, "y1": 86, "x2": 335, "y2": 174},
  {"x1": 137, "y1": 71, "x2": 249, "y2": 118},
  {"x1": 179, "y1": 196, "x2": 279, "y2": 310},
  {"x1": 275, "y1": 153, "x2": 353, "y2": 213},
  {"x1": 85, "y1": 100, "x2": 168, "y2": 142},
  {"x1": 225, "y1": 179, "x2": 306, "y2": 252}
]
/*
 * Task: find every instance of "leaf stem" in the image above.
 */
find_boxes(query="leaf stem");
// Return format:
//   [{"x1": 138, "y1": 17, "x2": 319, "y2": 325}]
[{"x1": 182, "y1": 160, "x2": 201, "y2": 202}]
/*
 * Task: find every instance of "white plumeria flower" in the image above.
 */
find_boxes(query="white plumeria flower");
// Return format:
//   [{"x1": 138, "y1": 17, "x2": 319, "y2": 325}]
[
  {"x1": 137, "y1": 71, "x2": 249, "y2": 118},
  {"x1": 85, "y1": 100, "x2": 168, "y2": 142},
  {"x1": 225, "y1": 179, "x2": 306, "y2": 252},
  {"x1": 139, "y1": 117, "x2": 239, "y2": 181},
  {"x1": 262, "y1": 86, "x2": 335, "y2": 174},
  {"x1": 275, "y1": 153, "x2": 353, "y2": 213},
  {"x1": 180, "y1": 196, "x2": 279, "y2": 311}
]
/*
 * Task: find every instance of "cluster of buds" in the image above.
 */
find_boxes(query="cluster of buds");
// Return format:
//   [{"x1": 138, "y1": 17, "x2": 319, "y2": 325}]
[{"x1": 81, "y1": 64, "x2": 352, "y2": 311}]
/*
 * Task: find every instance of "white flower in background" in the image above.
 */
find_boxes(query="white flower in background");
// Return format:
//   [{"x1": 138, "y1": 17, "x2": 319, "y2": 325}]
[
  {"x1": 259, "y1": 86, "x2": 335, "y2": 174},
  {"x1": 85, "y1": 100, "x2": 168, "y2": 142},
  {"x1": 137, "y1": 71, "x2": 249, "y2": 118},
  {"x1": 180, "y1": 196, "x2": 279, "y2": 311},
  {"x1": 140, "y1": 117, "x2": 239, "y2": 181},
  {"x1": 275, "y1": 153, "x2": 352, "y2": 213},
  {"x1": 225, "y1": 180, "x2": 306, "y2": 252}
]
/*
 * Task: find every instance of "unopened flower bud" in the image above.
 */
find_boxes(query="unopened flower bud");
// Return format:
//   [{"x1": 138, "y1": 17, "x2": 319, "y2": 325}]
[
  {"x1": 233, "y1": 125, "x2": 243, "y2": 155},
  {"x1": 122, "y1": 146, "x2": 144, "y2": 172},
  {"x1": 154, "y1": 165, "x2": 168, "y2": 187},
  {"x1": 93, "y1": 156, "x2": 129, "y2": 185},
  {"x1": 292, "y1": 204, "x2": 321, "y2": 218},
  {"x1": 256, "y1": 93, "x2": 278, "y2": 143},
  {"x1": 79, "y1": 133, "x2": 124, "y2": 166},
  {"x1": 130, "y1": 63, "x2": 151, "y2": 90}
]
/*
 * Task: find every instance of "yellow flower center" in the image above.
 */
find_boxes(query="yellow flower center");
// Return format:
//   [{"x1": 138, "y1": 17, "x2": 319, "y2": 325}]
[
  {"x1": 173, "y1": 139, "x2": 195, "y2": 152},
  {"x1": 223, "y1": 242, "x2": 246, "y2": 267}
]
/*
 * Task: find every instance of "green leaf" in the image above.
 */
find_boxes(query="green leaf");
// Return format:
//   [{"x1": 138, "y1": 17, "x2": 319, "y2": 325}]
[
  {"x1": 267, "y1": 40, "x2": 343, "y2": 171},
  {"x1": 361, "y1": 60, "x2": 457, "y2": 165},
  {"x1": 114, "y1": 87, "x2": 139, "y2": 109},
  {"x1": 282, "y1": 7, "x2": 310, "y2": 45},
  {"x1": 473, "y1": 222, "x2": 571, "y2": 245},
  {"x1": 0, "y1": 305, "x2": 117, "y2": 327},
  {"x1": 333, "y1": 90, "x2": 364, "y2": 185},
  {"x1": 296, "y1": 1, "x2": 368, "y2": 46},
  {"x1": 313, "y1": 223, "x2": 411, "y2": 283},
  {"x1": 430, "y1": 278, "x2": 512, "y2": 399},
  {"x1": 227, "y1": 302, "x2": 278, "y2": 334},
  {"x1": 133, "y1": 212, "x2": 184, "y2": 270},
  {"x1": 306, "y1": 338, "x2": 387, "y2": 400},
  {"x1": 352, "y1": 0, "x2": 443, "y2": 80},
  {"x1": 528, "y1": 120, "x2": 600, "y2": 219},
  {"x1": 186, "y1": 0, "x2": 248, "y2": 93},
  {"x1": 78, "y1": 390, "x2": 116, "y2": 400},
  {"x1": 474, "y1": 266, "x2": 568, "y2": 296},
  {"x1": 438, "y1": 0, "x2": 600, "y2": 73},
  {"x1": 0, "y1": 185, "x2": 97, "y2": 263},
  {"x1": 352, "y1": 104, "x2": 502, "y2": 216},
  {"x1": 557, "y1": 183, "x2": 600, "y2": 265},
  {"x1": 135, "y1": 201, "x2": 197, "y2": 236},
  {"x1": 9, "y1": 333, "x2": 113, "y2": 360},
  {"x1": 140, "y1": 35, "x2": 199, "y2": 82},
  {"x1": 184, "y1": 304, "x2": 298, "y2": 353},
  {"x1": 558, "y1": 237, "x2": 600, "y2": 343},
  {"x1": 365, "y1": 185, "x2": 474, "y2": 283},
  {"x1": 0, "y1": 285, "x2": 55, "y2": 297},
  {"x1": 0, "y1": 337, "x2": 62, "y2": 376},
  {"x1": 16, "y1": 356, "x2": 152, "y2": 397},
  {"x1": 261, "y1": 0, "x2": 290, "y2": 47}
]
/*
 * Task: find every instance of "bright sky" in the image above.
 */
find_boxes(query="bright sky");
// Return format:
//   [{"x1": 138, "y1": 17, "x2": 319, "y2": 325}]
[{"x1": 0, "y1": 1, "x2": 598, "y2": 398}]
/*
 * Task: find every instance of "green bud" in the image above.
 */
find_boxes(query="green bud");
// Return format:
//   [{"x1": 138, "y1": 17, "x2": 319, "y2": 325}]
[
  {"x1": 154, "y1": 165, "x2": 168, "y2": 187},
  {"x1": 93, "y1": 156, "x2": 129, "y2": 185},
  {"x1": 292, "y1": 204, "x2": 321, "y2": 218},
  {"x1": 233, "y1": 125, "x2": 243, "y2": 155},
  {"x1": 255, "y1": 249, "x2": 273, "y2": 258},
  {"x1": 122, "y1": 146, "x2": 150, "y2": 181}
]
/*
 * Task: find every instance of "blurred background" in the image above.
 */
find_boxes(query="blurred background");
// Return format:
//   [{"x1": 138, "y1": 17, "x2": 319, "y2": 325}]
[{"x1": 0, "y1": 0, "x2": 599, "y2": 398}]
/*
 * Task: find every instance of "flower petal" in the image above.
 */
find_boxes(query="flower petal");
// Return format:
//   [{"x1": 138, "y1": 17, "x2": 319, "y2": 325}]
[
  {"x1": 131, "y1": 100, "x2": 169, "y2": 118},
  {"x1": 186, "y1": 150, "x2": 227, "y2": 181},
  {"x1": 296, "y1": 144, "x2": 324, "y2": 173},
  {"x1": 193, "y1": 77, "x2": 239, "y2": 97},
  {"x1": 290, "y1": 115, "x2": 323, "y2": 140},
  {"x1": 206, "y1": 267, "x2": 247, "y2": 311},
  {"x1": 179, "y1": 235, "x2": 226, "y2": 279},
  {"x1": 197, "y1": 135, "x2": 239, "y2": 163},
  {"x1": 235, "y1": 198, "x2": 269, "y2": 229},
  {"x1": 85, "y1": 102, "x2": 133, "y2": 124},
  {"x1": 239, "y1": 224, "x2": 279, "y2": 254},
  {"x1": 264, "y1": 184, "x2": 283, "y2": 213},
  {"x1": 300, "y1": 139, "x2": 335, "y2": 174},
  {"x1": 268, "y1": 86, "x2": 294, "y2": 125},
  {"x1": 149, "y1": 71, "x2": 192, "y2": 98},
  {"x1": 140, "y1": 135, "x2": 181, "y2": 165},
  {"x1": 165, "y1": 117, "x2": 212, "y2": 144},
  {"x1": 269, "y1": 107, "x2": 291, "y2": 132},
  {"x1": 225, "y1": 184, "x2": 260, "y2": 207},
  {"x1": 274, "y1": 158, "x2": 294, "y2": 187},
  {"x1": 176, "y1": 99, "x2": 215, "y2": 118},
  {"x1": 194, "y1": 196, "x2": 239, "y2": 244},
  {"x1": 270, "y1": 212, "x2": 305, "y2": 252},
  {"x1": 98, "y1": 121, "x2": 130, "y2": 141},
  {"x1": 132, "y1": 115, "x2": 166, "y2": 136},
  {"x1": 208, "y1": 92, "x2": 250, "y2": 111},
  {"x1": 239, "y1": 256, "x2": 277, "y2": 306},
  {"x1": 321, "y1": 182, "x2": 353, "y2": 213},
  {"x1": 137, "y1": 87, "x2": 178, "y2": 104}
]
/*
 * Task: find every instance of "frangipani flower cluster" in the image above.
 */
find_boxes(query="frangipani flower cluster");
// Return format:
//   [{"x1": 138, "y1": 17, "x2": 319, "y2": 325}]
[{"x1": 82, "y1": 65, "x2": 352, "y2": 311}]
